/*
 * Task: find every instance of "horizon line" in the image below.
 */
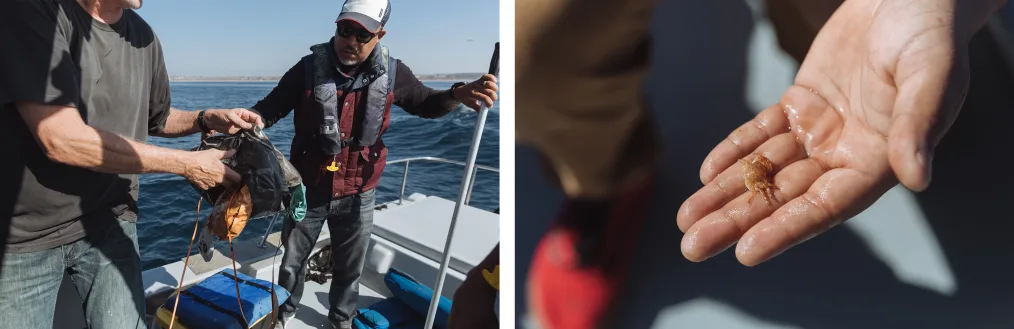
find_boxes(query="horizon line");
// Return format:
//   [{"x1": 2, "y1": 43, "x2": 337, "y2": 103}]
[{"x1": 168, "y1": 72, "x2": 486, "y2": 77}]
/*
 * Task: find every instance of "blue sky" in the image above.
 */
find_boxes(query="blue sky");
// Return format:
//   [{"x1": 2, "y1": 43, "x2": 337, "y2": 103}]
[{"x1": 136, "y1": 0, "x2": 499, "y2": 76}]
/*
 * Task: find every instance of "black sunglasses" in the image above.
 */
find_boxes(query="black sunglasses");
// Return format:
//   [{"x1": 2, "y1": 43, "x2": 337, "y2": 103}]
[{"x1": 336, "y1": 22, "x2": 377, "y2": 44}]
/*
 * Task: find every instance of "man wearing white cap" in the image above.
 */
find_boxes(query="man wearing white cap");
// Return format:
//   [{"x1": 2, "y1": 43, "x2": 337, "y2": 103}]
[{"x1": 247, "y1": 0, "x2": 498, "y2": 328}]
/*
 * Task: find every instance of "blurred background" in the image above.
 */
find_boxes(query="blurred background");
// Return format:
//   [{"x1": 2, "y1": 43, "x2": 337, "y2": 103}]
[{"x1": 515, "y1": 0, "x2": 1014, "y2": 328}]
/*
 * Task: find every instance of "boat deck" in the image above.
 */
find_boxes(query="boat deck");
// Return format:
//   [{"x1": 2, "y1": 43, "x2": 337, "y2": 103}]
[
  {"x1": 282, "y1": 280, "x2": 386, "y2": 329},
  {"x1": 53, "y1": 192, "x2": 499, "y2": 329}
]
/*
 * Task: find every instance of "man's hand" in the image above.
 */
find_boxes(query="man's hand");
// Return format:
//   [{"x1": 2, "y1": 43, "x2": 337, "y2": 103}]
[
  {"x1": 183, "y1": 148, "x2": 241, "y2": 190},
  {"x1": 452, "y1": 74, "x2": 499, "y2": 111},
  {"x1": 203, "y1": 108, "x2": 264, "y2": 134},
  {"x1": 677, "y1": 0, "x2": 982, "y2": 266}
]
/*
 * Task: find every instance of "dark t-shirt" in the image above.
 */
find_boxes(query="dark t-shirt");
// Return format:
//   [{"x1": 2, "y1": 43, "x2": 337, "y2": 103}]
[{"x1": 0, "y1": 0, "x2": 171, "y2": 253}]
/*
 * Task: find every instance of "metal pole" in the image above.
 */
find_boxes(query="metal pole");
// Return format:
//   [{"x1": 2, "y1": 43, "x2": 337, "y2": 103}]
[
  {"x1": 422, "y1": 42, "x2": 499, "y2": 329},
  {"x1": 258, "y1": 211, "x2": 281, "y2": 248},
  {"x1": 465, "y1": 166, "x2": 479, "y2": 205},
  {"x1": 399, "y1": 160, "x2": 410, "y2": 205}
]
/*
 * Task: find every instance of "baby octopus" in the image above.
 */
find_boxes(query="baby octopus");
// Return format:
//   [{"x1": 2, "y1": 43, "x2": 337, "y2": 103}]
[{"x1": 739, "y1": 154, "x2": 780, "y2": 204}]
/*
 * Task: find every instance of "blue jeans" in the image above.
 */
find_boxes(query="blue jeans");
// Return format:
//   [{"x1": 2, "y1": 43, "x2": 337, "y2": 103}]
[
  {"x1": 0, "y1": 216, "x2": 146, "y2": 329},
  {"x1": 278, "y1": 188, "x2": 376, "y2": 327}
]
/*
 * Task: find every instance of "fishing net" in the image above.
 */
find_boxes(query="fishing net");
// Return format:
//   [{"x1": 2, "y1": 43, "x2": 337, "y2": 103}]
[
  {"x1": 191, "y1": 127, "x2": 307, "y2": 231},
  {"x1": 206, "y1": 184, "x2": 253, "y2": 241},
  {"x1": 167, "y1": 127, "x2": 296, "y2": 329},
  {"x1": 306, "y1": 244, "x2": 333, "y2": 284}
]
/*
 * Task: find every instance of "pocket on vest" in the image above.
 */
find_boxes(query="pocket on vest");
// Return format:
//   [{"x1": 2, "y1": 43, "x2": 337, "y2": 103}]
[{"x1": 358, "y1": 140, "x2": 387, "y2": 166}]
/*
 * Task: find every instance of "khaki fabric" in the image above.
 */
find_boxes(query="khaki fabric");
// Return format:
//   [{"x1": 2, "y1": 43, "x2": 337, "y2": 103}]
[
  {"x1": 208, "y1": 184, "x2": 253, "y2": 242},
  {"x1": 515, "y1": 0, "x2": 661, "y2": 199}
]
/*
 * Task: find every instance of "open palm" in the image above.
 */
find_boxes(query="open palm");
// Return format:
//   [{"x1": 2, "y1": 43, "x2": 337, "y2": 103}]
[{"x1": 677, "y1": 0, "x2": 971, "y2": 266}]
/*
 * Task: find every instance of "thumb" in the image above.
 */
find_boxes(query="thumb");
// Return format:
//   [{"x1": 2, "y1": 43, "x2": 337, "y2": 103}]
[
  {"x1": 887, "y1": 47, "x2": 968, "y2": 192},
  {"x1": 228, "y1": 112, "x2": 253, "y2": 129},
  {"x1": 224, "y1": 167, "x2": 242, "y2": 185},
  {"x1": 211, "y1": 148, "x2": 237, "y2": 159}
]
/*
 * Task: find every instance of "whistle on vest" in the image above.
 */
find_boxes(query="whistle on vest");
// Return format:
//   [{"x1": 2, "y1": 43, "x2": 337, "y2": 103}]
[{"x1": 326, "y1": 156, "x2": 340, "y2": 172}]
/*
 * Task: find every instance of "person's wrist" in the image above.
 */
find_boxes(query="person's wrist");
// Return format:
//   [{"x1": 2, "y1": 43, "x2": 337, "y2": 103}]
[
  {"x1": 449, "y1": 81, "x2": 467, "y2": 101},
  {"x1": 174, "y1": 151, "x2": 198, "y2": 177},
  {"x1": 150, "y1": 148, "x2": 193, "y2": 178},
  {"x1": 196, "y1": 110, "x2": 212, "y2": 134},
  {"x1": 874, "y1": 0, "x2": 1007, "y2": 45},
  {"x1": 868, "y1": 0, "x2": 994, "y2": 46}
]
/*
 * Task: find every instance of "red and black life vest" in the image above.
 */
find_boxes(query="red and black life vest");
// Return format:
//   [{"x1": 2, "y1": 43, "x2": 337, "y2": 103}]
[{"x1": 290, "y1": 42, "x2": 398, "y2": 198}]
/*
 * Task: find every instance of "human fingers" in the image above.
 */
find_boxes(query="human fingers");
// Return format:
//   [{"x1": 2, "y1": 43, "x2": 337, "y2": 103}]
[
  {"x1": 680, "y1": 157, "x2": 825, "y2": 262},
  {"x1": 477, "y1": 87, "x2": 498, "y2": 105},
  {"x1": 460, "y1": 96, "x2": 482, "y2": 111},
  {"x1": 699, "y1": 104, "x2": 791, "y2": 185},
  {"x1": 225, "y1": 110, "x2": 254, "y2": 130},
  {"x1": 733, "y1": 167, "x2": 891, "y2": 266},
  {"x1": 222, "y1": 166, "x2": 241, "y2": 188},
  {"x1": 212, "y1": 148, "x2": 237, "y2": 160},
  {"x1": 253, "y1": 113, "x2": 265, "y2": 128},
  {"x1": 887, "y1": 32, "x2": 965, "y2": 192},
  {"x1": 238, "y1": 108, "x2": 265, "y2": 128},
  {"x1": 479, "y1": 84, "x2": 499, "y2": 102},
  {"x1": 470, "y1": 89, "x2": 495, "y2": 109},
  {"x1": 481, "y1": 78, "x2": 499, "y2": 92},
  {"x1": 678, "y1": 133, "x2": 806, "y2": 232}
]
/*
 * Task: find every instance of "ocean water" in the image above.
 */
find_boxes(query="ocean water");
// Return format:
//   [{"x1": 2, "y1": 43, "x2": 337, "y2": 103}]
[{"x1": 137, "y1": 81, "x2": 500, "y2": 270}]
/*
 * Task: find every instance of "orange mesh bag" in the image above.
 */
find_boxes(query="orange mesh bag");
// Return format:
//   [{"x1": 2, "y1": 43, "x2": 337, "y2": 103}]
[{"x1": 207, "y1": 184, "x2": 253, "y2": 242}]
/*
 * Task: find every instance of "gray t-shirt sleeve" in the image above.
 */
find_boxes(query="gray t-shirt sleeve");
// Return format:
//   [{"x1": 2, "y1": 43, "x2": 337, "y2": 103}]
[
  {"x1": 147, "y1": 36, "x2": 171, "y2": 135},
  {"x1": 0, "y1": 0, "x2": 80, "y2": 108}
]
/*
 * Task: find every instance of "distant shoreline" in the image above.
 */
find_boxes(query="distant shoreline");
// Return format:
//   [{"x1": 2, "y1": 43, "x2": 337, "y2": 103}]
[
  {"x1": 169, "y1": 78, "x2": 465, "y2": 83},
  {"x1": 169, "y1": 73, "x2": 481, "y2": 83},
  {"x1": 169, "y1": 79, "x2": 278, "y2": 83}
]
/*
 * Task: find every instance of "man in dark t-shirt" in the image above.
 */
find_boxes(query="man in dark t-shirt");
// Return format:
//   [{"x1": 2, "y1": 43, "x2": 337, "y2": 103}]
[{"x1": 0, "y1": 1, "x2": 264, "y2": 328}]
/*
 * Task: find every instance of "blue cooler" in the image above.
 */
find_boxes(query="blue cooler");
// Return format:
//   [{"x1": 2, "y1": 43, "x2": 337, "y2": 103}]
[{"x1": 156, "y1": 270, "x2": 290, "y2": 329}]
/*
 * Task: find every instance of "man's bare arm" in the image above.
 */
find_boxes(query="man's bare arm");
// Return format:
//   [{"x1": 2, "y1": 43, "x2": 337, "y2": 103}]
[
  {"x1": 152, "y1": 107, "x2": 202, "y2": 138},
  {"x1": 18, "y1": 101, "x2": 192, "y2": 175}
]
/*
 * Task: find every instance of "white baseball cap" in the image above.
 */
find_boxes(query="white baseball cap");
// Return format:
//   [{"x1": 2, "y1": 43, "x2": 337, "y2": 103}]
[{"x1": 336, "y1": 0, "x2": 391, "y2": 33}]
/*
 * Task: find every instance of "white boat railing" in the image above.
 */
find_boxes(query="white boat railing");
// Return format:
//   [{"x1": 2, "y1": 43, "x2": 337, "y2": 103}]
[
  {"x1": 387, "y1": 156, "x2": 500, "y2": 207},
  {"x1": 254, "y1": 155, "x2": 500, "y2": 249}
]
